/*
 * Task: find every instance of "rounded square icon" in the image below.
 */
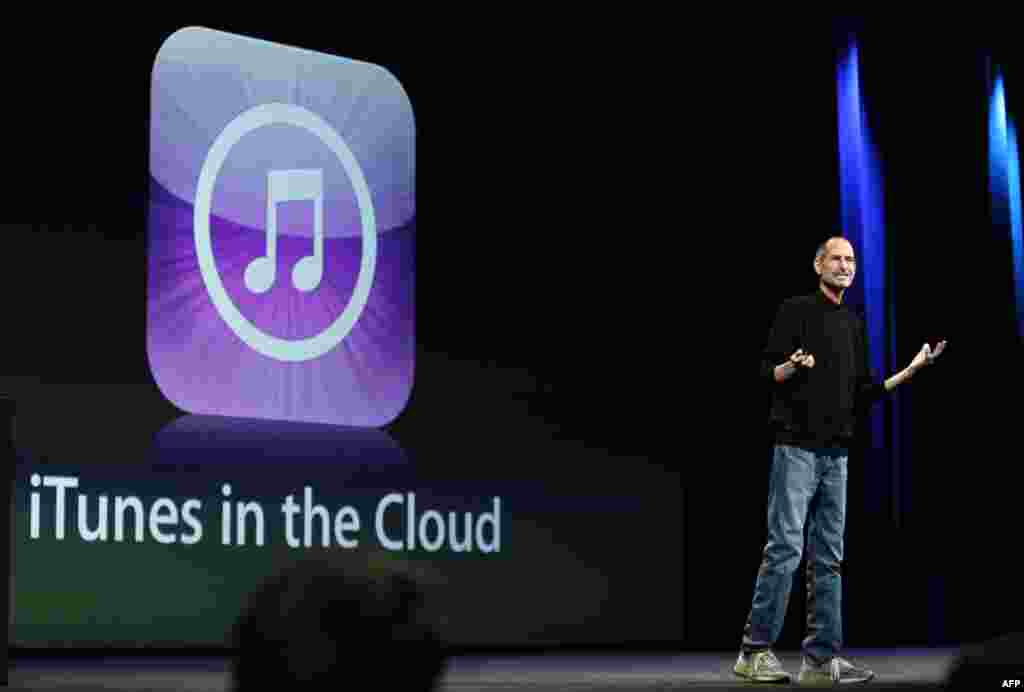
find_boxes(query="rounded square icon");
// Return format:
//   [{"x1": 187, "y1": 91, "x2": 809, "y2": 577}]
[{"x1": 147, "y1": 27, "x2": 415, "y2": 427}]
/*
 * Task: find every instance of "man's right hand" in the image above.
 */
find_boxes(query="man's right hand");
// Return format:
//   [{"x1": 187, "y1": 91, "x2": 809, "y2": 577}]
[
  {"x1": 774, "y1": 348, "x2": 815, "y2": 383},
  {"x1": 789, "y1": 348, "x2": 815, "y2": 370}
]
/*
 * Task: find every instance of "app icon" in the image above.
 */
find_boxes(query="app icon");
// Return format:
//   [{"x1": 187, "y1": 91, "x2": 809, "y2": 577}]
[{"x1": 147, "y1": 27, "x2": 415, "y2": 427}]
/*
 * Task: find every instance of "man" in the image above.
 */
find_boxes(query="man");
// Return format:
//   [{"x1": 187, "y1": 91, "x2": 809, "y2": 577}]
[
  {"x1": 733, "y1": 236, "x2": 946, "y2": 685},
  {"x1": 231, "y1": 554, "x2": 446, "y2": 690}
]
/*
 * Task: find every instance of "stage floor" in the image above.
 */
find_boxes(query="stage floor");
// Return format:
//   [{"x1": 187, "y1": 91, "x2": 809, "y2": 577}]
[{"x1": 3, "y1": 647, "x2": 960, "y2": 690}]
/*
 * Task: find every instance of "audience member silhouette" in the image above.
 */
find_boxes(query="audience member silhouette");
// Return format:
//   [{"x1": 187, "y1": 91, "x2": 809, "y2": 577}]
[{"x1": 231, "y1": 554, "x2": 445, "y2": 690}]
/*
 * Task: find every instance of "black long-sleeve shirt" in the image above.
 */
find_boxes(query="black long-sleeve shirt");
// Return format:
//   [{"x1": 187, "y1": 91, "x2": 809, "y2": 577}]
[{"x1": 760, "y1": 290, "x2": 889, "y2": 448}]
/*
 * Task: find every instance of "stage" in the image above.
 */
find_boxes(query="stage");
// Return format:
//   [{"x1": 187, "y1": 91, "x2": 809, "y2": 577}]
[{"x1": 4, "y1": 647, "x2": 959, "y2": 689}]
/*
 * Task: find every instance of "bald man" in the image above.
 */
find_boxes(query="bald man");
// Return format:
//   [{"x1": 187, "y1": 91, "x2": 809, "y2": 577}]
[{"x1": 733, "y1": 237, "x2": 947, "y2": 685}]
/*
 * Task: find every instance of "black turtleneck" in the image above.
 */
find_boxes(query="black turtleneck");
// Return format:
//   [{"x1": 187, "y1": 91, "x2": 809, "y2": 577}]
[{"x1": 759, "y1": 289, "x2": 889, "y2": 448}]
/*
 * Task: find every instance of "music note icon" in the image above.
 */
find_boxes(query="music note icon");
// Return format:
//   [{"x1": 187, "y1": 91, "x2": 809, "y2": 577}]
[{"x1": 245, "y1": 168, "x2": 324, "y2": 293}]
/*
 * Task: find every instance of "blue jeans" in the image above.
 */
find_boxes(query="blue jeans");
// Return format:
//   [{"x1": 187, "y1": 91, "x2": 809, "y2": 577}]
[{"x1": 741, "y1": 443, "x2": 848, "y2": 663}]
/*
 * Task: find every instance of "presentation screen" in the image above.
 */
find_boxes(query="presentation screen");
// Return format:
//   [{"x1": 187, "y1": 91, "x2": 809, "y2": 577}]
[{"x1": 11, "y1": 403, "x2": 683, "y2": 648}]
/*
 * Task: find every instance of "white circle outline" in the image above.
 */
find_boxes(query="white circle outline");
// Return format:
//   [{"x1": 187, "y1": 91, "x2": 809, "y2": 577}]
[{"x1": 193, "y1": 103, "x2": 377, "y2": 363}]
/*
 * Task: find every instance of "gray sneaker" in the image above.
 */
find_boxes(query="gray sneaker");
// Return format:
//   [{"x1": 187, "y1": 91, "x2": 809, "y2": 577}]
[
  {"x1": 797, "y1": 655, "x2": 875, "y2": 685},
  {"x1": 734, "y1": 649, "x2": 791, "y2": 682}
]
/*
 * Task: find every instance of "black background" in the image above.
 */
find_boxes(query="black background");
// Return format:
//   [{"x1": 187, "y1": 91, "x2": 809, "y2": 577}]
[{"x1": 1, "y1": 14, "x2": 1022, "y2": 650}]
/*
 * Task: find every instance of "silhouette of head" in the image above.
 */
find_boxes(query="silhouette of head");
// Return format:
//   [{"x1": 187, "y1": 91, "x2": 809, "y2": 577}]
[{"x1": 231, "y1": 554, "x2": 445, "y2": 690}]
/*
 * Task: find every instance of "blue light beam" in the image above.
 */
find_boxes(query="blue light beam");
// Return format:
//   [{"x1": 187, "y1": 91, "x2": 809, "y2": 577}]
[{"x1": 989, "y1": 73, "x2": 1024, "y2": 340}]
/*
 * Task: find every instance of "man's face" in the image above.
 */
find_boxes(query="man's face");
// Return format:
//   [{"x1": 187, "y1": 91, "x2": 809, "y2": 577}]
[{"x1": 816, "y1": 239, "x2": 856, "y2": 291}]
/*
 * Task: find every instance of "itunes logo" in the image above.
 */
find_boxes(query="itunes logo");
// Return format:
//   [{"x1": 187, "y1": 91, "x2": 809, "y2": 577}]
[{"x1": 146, "y1": 27, "x2": 415, "y2": 427}]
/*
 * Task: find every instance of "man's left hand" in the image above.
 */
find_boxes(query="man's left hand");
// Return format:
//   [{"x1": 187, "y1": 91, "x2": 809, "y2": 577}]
[{"x1": 909, "y1": 340, "x2": 947, "y2": 373}]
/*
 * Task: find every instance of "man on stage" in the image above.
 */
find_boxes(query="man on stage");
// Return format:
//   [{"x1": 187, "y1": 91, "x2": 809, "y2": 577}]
[{"x1": 733, "y1": 236, "x2": 946, "y2": 685}]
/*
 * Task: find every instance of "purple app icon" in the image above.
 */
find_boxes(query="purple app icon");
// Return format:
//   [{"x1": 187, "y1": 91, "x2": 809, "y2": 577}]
[{"x1": 147, "y1": 27, "x2": 415, "y2": 427}]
